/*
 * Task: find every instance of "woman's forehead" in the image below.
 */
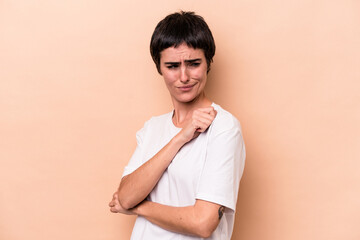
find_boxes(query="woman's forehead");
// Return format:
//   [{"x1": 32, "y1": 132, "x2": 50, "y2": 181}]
[{"x1": 160, "y1": 44, "x2": 205, "y2": 62}]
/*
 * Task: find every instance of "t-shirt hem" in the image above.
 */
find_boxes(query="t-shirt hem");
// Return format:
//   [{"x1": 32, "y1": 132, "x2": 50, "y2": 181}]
[
  {"x1": 195, "y1": 193, "x2": 236, "y2": 212},
  {"x1": 122, "y1": 167, "x2": 135, "y2": 178}
]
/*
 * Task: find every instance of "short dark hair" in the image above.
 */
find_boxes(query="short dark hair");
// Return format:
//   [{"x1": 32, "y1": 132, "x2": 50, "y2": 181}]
[{"x1": 150, "y1": 11, "x2": 216, "y2": 74}]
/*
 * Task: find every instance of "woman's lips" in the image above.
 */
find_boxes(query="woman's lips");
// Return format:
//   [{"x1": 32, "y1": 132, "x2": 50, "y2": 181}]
[{"x1": 178, "y1": 83, "x2": 197, "y2": 91}]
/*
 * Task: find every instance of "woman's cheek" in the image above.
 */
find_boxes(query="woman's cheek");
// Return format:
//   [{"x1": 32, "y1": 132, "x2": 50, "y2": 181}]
[{"x1": 195, "y1": 67, "x2": 207, "y2": 79}]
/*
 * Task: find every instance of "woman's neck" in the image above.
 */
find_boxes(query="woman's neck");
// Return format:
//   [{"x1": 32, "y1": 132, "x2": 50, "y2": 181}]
[{"x1": 172, "y1": 92, "x2": 212, "y2": 127}]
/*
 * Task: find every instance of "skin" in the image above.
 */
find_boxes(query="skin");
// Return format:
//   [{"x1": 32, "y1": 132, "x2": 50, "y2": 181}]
[{"x1": 109, "y1": 43, "x2": 223, "y2": 238}]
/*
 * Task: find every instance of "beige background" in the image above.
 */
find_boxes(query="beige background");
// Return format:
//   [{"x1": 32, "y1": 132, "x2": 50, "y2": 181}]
[{"x1": 1, "y1": 0, "x2": 359, "y2": 239}]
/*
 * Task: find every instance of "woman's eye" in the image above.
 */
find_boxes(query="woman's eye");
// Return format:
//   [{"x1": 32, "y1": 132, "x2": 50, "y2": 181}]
[
  {"x1": 167, "y1": 64, "x2": 179, "y2": 69},
  {"x1": 190, "y1": 62, "x2": 200, "y2": 67}
]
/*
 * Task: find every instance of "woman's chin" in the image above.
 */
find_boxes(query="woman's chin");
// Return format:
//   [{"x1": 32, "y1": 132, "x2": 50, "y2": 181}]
[{"x1": 173, "y1": 94, "x2": 201, "y2": 104}]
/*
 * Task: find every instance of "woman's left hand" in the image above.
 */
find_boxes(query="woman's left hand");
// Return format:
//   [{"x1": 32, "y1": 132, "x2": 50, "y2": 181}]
[{"x1": 109, "y1": 192, "x2": 136, "y2": 215}]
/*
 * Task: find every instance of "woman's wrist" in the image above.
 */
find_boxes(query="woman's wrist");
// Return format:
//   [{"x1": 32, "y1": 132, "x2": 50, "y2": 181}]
[
  {"x1": 133, "y1": 200, "x2": 149, "y2": 216},
  {"x1": 171, "y1": 132, "x2": 188, "y2": 148}
]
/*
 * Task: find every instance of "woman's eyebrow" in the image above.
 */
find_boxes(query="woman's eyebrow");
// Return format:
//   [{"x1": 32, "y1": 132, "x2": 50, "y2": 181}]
[
  {"x1": 164, "y1": 58, "x2": 202, "y2": 64},
  {"x1": 185, "y1": 58, "x2": 202, "y2": 63}
]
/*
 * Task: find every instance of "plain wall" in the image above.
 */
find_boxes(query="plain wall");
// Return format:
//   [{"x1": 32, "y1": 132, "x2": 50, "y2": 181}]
[{"x1": 1, "y1": 1, "x2": 359, "y2": 239}]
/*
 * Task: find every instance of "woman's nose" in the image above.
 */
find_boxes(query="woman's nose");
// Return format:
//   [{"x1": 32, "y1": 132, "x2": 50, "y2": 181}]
[{"x1": 180, "y1": 67, "x2": 189, "y2": 83}]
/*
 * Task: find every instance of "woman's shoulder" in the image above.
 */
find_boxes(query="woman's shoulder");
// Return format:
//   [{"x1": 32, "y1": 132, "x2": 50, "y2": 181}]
[
  {"x1": 142, "y1": 111, "x2": 172, "y2": 129},
  {"x1": 136, "y1": 111, "x2": 172, "y2": 139},
  {"x1": 211, "y1": 103, "x2": 242, "y2": 134}
]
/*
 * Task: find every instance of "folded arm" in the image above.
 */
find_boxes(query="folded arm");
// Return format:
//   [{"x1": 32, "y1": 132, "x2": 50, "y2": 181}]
[
  {"x1": 135, "y1": 200, "x2": 224, "y2": 238},
  {"x1": 117, "y1": 107, "x2": 217, "y2": 209},
  {"x1": 117, "y1": 134, "x2": 185, "y2": 209},
  {"x1": 110, "y1": 193, "x2": 224, "y2": 238}
]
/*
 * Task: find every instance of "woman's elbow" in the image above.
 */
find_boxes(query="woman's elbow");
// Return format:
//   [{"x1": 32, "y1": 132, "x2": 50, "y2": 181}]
[
  {"x1": 117, "y1": 190, "x2": 133, "y2": 210},
  {"x1": 194, "y1": 218, "x2": 218, "y2": 238},
  {"x1": 196, "y1": 225, "x2": 216, "y2": 238},
  {"x1": 117, "y1": 177, "x2": 134, "y2": 209},
  {"x1": 196, "y1": 229, "x2": 213, "y2": 238}
]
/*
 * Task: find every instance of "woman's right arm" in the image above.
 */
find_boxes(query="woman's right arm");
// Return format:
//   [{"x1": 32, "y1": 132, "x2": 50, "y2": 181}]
[
  {"x1": 117, "y1": 107, "x2": 216, "y2": 210},
  {"x1": 118, "y1": 133, "x2": 186, "y2": 209}
]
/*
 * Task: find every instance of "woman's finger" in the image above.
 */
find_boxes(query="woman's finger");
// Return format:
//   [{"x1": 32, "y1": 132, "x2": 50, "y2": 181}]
[
  {"x1": 193, "y1": 119, "x2": 210, "y2": 132},
  {"x1": 193, "y1": 110, "x2": 217, "y2": 124},
  {"x1": 193, "y1": 111, "x2": 213, "y2": 122},
  {"x1": 197, "y1": 106, "x2": 215, "y2": 113},
  {"x1": 110, "y1": 206, "x2": 118, "y2": 213}
]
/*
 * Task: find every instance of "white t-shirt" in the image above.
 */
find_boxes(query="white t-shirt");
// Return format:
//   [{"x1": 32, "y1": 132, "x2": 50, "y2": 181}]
[{"x1": 122, "y1": 103, "x2": 246, "y2": 240}]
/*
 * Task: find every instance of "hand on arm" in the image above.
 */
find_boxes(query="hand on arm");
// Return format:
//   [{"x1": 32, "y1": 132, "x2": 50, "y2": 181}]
[
  {"x1": 116, "y1": 106, "x2": 217, "y2": 210},
  {"x1": 109, "y1": 192, "x2": 135, "y2": 215}
]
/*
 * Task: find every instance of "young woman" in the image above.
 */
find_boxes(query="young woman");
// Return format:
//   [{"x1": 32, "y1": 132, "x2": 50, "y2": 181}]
[{"x1": 109, "y1": 11, "x2": 245, "y2": 240}]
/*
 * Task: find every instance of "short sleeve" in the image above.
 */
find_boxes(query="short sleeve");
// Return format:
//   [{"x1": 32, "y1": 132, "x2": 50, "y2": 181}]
[
  {"x1": 195, "y1": 126, "x2": 246, "y2": 211},
  {"x1": 121, "y1": 122, "x2": 148, "y2": 178}
]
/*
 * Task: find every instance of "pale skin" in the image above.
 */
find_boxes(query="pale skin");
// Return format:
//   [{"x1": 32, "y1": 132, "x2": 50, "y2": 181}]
[{"x1": 109, "y1": 43, "x2": 224, "y2": 238}]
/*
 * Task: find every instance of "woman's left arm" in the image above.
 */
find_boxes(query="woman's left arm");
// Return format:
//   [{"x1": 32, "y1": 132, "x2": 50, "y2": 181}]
[{"x1": 109, "y1": 193, "x2": 223, "y2": 238}]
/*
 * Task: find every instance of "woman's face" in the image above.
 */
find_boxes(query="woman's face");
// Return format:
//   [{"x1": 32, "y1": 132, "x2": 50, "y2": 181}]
[{"x1": 159, "y1": 43, "x2": 208, "y2": 104}]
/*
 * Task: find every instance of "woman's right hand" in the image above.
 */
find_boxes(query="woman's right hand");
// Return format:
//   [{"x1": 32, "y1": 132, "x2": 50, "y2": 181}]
[{"x1": 178, "y1": 106, "x2": 217, "y2": 143}]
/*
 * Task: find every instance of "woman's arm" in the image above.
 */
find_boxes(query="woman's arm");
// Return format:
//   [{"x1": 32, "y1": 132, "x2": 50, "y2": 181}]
[
  {"x1": 117, "y1": 107, "x2": 217, "y2": 209},
  {"x1": 109, "y1": 193, "x2": 223, "y2": 238},
  {"x1": 117, "y1": 133, "x2": 185, "y2": 209},
  {"x1": 134, "y1": 200, "x2": 223, "y2": 238}
]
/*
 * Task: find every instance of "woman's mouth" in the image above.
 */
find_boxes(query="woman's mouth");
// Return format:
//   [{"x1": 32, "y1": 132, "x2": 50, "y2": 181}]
[{"x1": 178, "y1": 83, "x2": 197, "y2": 91}]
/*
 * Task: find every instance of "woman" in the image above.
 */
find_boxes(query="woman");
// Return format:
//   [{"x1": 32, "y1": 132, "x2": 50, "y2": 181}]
[{"x1": 109, "y1": 11, "x2": 245, "y2": 239}]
